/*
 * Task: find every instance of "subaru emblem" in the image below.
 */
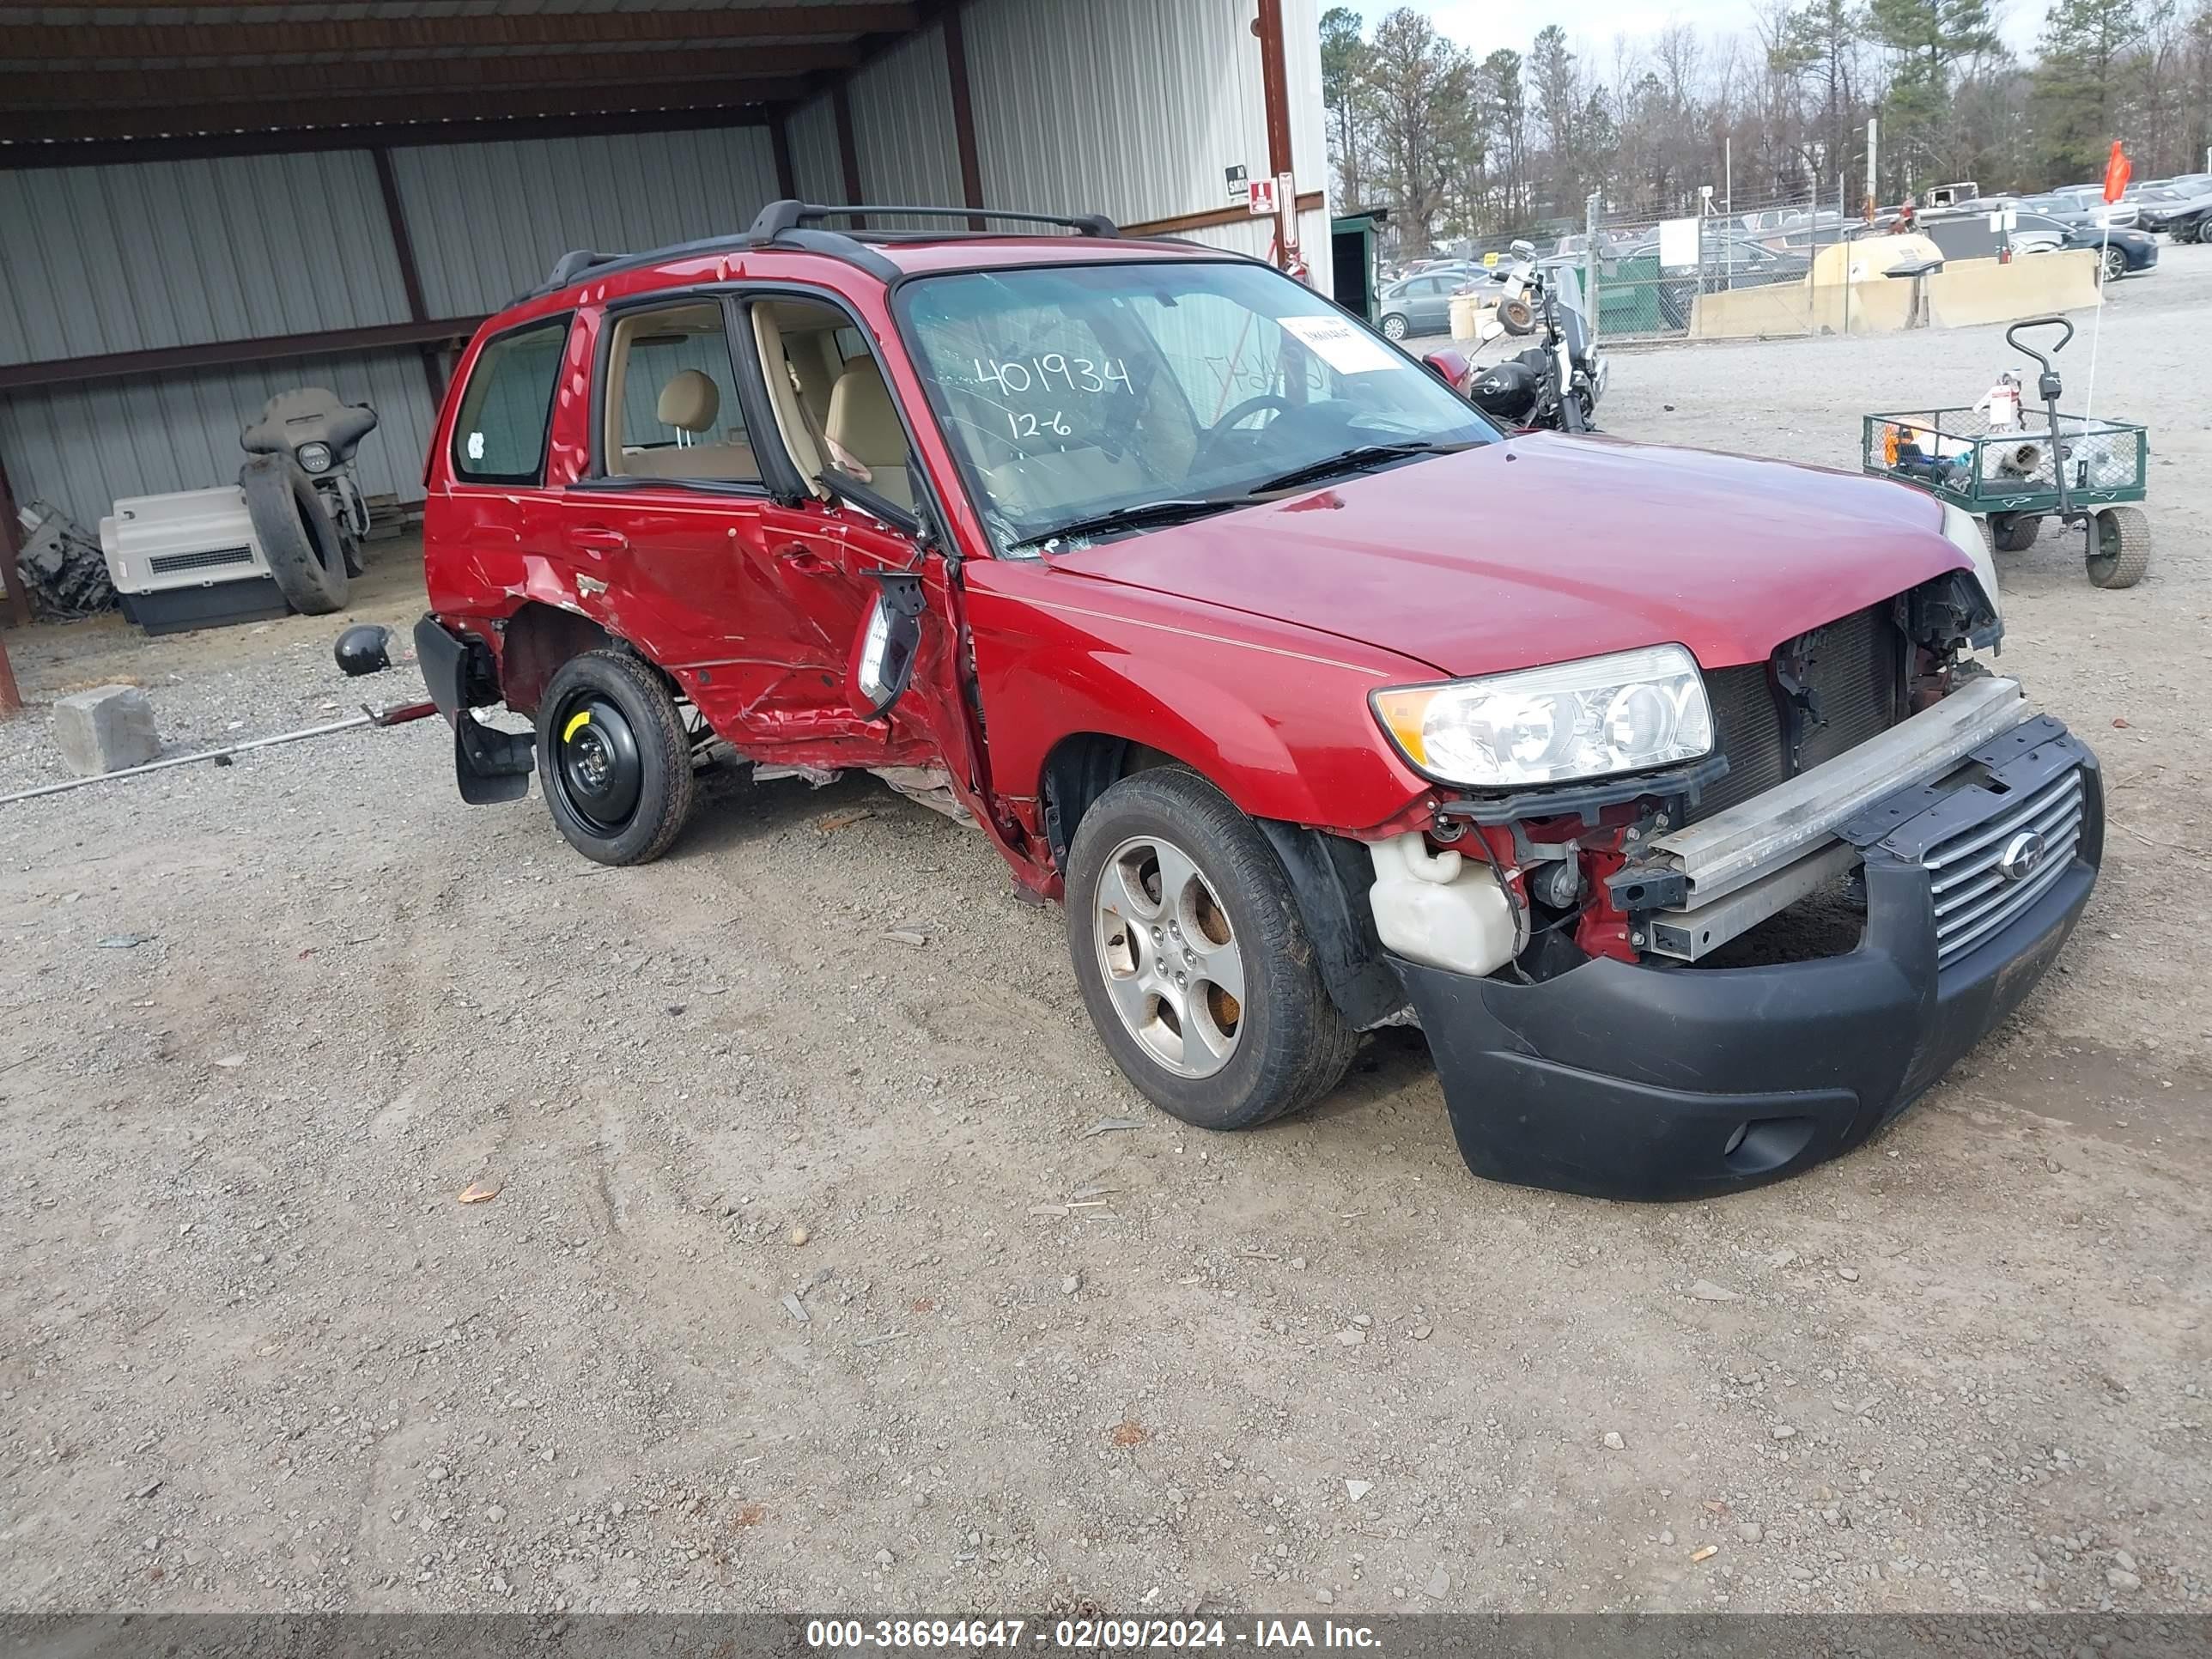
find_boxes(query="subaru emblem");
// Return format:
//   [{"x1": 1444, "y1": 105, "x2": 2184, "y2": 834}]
[{"x1": 1996, "y1": 830, "x2": 2047, "y2": 883}]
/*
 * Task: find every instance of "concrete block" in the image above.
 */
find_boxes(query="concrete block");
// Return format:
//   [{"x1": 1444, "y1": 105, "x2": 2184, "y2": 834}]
[{"x1": 53, "y1": 684, "x2": 159, "y2": 776}]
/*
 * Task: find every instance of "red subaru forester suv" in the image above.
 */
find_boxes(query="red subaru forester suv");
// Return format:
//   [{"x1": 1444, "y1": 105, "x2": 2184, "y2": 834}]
[{"x1": 415, "y1": 201, "x2": 2100, "y2": 1200}]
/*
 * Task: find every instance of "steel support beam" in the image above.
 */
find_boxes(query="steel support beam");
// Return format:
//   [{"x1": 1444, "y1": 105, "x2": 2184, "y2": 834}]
[
  {"x1": 1255, "y1": 0, "x2": 1297, "y2": 268},
  {"x1": 3, "y1": 5, "x2": 918, "y2": 61},
  {"x1": 0, "y1": 447, "x2": 30, "y2": 635},
  {"x1": 371, "y1": 147, "x2": 448, "y2": 407},
  {"x1": 3, "y1": 81, "x2": 791, "y2": 144},
  {"x1": 0, "y1": 106, "x2": 772, "y2": 170},
  {"x1": 831, "y1": 82, "x2": 866, "y2": 229},
  {"x1": 8, "y1": 47, "x2": 855, "y2": 110},
  {"x1": 770, "y1": 116, "x2": 798, "y2": 199},
  {"x1": 940, "y1": 1, "x2": 987, "y2": 231},
  {"x1": 0, "y1": 319, "x2": 488, "y2": 394}
]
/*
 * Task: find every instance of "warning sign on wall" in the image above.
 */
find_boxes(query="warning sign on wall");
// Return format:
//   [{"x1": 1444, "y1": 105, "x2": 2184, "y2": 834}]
[{"x1": 1247, "y1": 176, "x2": 1279, "y2": 216}]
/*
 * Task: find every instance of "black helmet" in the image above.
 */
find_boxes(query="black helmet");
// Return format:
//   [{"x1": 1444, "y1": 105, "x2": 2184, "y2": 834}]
[{"x1": 333, "y1": 623, "x2": 392, "y2": 677}]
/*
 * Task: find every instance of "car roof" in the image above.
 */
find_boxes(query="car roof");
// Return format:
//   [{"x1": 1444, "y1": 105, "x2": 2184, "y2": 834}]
[
  {"x1": 514, "y1": 201, "x2": 1243, "y2": 308},
  {"x1": 471, "y1": 215, "x2": 1260, "y2": 346}
]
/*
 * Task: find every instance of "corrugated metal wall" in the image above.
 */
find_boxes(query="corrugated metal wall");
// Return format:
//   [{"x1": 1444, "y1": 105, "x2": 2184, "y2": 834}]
[
  {"x1": 0, "y1": 152, "x2": 410, "y2": 365},
  {"x1": 6, "y1": 1, "x2": 1334, "y2": 535},
  {"x1": 960, "y1": 0, "x2": 1329, "y2": 289},
  {"x1": 0, "y1": 348, "x2": 439, "y2": 529},
  {"x1": 785, "y1": 94, "x2": 848, "y2": 205},
  {"x1": 392, "y1": 126, "x2": 780, "y2": 317},
  {"x1": 846, "y1": 22, "x2": 964, "y2": 230},
  {"x1": 966, "y1": 0, "x2": 1267, "y2": 228},
  {"x1": 1, "y1": 125, "x2": 781, "y2": 528}
]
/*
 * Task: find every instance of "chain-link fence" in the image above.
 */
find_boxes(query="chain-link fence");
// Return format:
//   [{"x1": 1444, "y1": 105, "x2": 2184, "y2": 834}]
[
  {"x1": 1576, "y1": 184, "x2": 1861, "y2": 340},
  {"x1": 1382, "y1": 182, "x2": 1875, "y2": 345}
]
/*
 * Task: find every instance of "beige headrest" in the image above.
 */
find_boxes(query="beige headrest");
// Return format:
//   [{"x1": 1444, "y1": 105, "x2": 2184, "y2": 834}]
[
  {"x1": 657, "y1": 369, "x2": 719, "y2": 434},
  {"x1": 824, "y1": 360, "x2": 905, "y2": 465}
]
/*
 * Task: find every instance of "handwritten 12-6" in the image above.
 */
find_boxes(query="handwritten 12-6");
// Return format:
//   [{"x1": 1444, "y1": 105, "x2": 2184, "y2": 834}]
[{"x1": 973, "y1": 356, "x2": 1131, "y2": 439}]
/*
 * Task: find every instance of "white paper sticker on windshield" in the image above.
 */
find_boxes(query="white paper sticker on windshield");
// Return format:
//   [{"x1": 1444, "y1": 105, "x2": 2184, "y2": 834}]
[{"x1": 1279, "y1": 313, "x2": 1400, "y2": 374}]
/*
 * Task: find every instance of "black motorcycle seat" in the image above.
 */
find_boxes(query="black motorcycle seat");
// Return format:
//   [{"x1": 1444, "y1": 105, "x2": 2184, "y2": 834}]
[{"x1": 240, "y1": 386, "x2": 380, "y2": 459}]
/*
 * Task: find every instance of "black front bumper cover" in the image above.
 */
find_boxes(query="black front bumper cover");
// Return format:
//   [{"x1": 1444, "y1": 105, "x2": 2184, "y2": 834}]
[{"x1": 1395, "y1": 720, "x2": 2103, "y2": 1201}]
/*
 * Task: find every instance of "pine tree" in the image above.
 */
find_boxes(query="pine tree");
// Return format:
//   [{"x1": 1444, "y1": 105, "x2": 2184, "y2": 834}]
[
  {"x1": 1320, "y1": 7, "x2": 1370, "y2": 208},
  {"x1": 1869, "y1": 0, "x2": 2002, "y2": 185},
  {"x1": 1773, "y1": 0, "x2": 1869, "y2": 186},
  {"x1": 2031, "y1": 0, "x2": 2154, "y2": 176},
  {"x1": 1360, "y1": 8, "x2": 1476, "y2": 253}
]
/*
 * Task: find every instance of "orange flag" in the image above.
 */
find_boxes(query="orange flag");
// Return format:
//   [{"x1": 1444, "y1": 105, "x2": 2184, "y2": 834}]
[{"x1": 2103, "y1": 141, "x2": 2132, "y2": 204}]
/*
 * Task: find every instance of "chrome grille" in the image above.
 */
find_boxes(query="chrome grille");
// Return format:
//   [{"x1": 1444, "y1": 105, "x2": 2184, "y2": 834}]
[
  {"x1": 1927, "y1": 766, "x2": 2086, "y2": 967},
  {"x1": 149, "y1": 544, "x2": 253, "y2": 574}
]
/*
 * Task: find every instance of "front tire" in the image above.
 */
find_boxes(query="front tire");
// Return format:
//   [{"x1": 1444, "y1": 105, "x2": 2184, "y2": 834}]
[
  {"x1": 535, "y1": 649, "x2": 697, "y2": 865},
  {"x1": 1065, "y1": 769, "x2": 1358, "y2": 1132},
  {"x1": 1381, "y1": 313, "x2": 1408, "y2": 341}
]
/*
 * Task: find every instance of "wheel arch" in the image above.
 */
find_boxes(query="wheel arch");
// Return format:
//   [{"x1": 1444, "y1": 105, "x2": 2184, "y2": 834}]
[
  {"x1": 1041, "y1": 730, "x2": 1405, "y2": 1030},
  {"x1": 496, "y1": 601, "x2": 687, "y2": 715}
]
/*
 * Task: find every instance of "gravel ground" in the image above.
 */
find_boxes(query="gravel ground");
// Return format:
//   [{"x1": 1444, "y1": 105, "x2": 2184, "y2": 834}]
[{"x1": 3, "y1": 247, "x2": 2208, "y2": 1618}]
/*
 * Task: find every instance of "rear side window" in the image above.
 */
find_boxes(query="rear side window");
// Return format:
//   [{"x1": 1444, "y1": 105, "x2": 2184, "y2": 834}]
[{"x1": 451, "y1": 317, "x2": 568, "y2": 484}]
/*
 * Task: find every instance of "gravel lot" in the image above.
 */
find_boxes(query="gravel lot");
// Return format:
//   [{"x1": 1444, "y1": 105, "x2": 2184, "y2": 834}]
[{"x1": 3, "y1": 247, "x2": 2208, "y2": 1617}]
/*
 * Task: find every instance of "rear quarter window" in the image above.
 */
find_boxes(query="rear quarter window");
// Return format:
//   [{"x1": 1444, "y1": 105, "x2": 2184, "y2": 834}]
[{"x1": 451, "y1": 316, "x2": 570, "y2": 485}]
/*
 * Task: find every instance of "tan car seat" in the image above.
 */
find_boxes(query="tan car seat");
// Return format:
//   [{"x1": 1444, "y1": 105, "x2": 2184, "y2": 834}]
[
  {"x1": 823, "y1": 359, "x2": 914, "y2": 510},
  {"x1": 623, "y1": 368, "x2": 757, "y2": 481}
]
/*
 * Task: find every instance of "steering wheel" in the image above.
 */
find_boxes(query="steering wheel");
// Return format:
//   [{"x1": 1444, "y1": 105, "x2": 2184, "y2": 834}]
[{"x1": 1192, "y1": 393, "x2": 1294, "y2": 472}]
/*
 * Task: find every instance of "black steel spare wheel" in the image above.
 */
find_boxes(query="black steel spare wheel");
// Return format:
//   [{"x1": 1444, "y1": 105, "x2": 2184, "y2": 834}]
[
  {"x1": 553, "y1": 694, "x2": 643, "y2": 833},
  {"x1": 534, "y1": 649, "x2": 698, "y2": 865}
]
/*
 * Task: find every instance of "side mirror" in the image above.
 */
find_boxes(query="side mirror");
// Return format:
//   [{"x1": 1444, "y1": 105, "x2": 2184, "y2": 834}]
[
  {"x1": 1478, "y1": 319, "x2": 1506, "y2": 342},
  {"x1": 847, "y1": 570, "x2": 927, "y2": 720},
  {"x1": 1509, "y1": 239, "x2": 1536, "y2": 260}
]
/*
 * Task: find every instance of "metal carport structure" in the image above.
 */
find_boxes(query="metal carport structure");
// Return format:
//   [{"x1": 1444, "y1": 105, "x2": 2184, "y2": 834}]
[{"x1": 0, "y1": 0, "x2": 1332, "y2": 711}]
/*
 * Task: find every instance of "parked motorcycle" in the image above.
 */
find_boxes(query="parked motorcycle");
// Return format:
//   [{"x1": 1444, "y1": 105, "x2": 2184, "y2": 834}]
[
  {"x1": 240, "y1": 387, "x2": 380, "y2": 576},
  {"x1": 1426, "y1": 242, "x2": 1607, "y2": 434}
]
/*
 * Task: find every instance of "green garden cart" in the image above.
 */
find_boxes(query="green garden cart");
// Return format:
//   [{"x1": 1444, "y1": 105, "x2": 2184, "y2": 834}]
[{"x1": 1863, "y1": 317, "x2": 2151, "y2": 589}]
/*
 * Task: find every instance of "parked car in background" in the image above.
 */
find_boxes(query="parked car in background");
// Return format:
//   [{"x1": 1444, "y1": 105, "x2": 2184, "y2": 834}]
[
  {"x1": 2027, "y1": 189, "x2": 2139, "y2": 230},
  {"x1": 2128, "y1": 179, "x2": 2212, "y2": 242},
  {"x1": 1376, "y1": 270, "x2": 1474, "y2": 339},
  {"x1": 1996, "y1": 210, "x2": 2158, "y2": 279}
]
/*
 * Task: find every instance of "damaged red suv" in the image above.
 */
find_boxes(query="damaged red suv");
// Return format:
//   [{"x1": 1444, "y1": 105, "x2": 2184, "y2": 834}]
[{"x1": 416, "y1": 201, "x2": 2100, "y2": 1200}]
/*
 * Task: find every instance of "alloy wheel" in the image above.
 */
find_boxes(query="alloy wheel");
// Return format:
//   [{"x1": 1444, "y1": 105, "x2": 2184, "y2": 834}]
[{"x1": 1092, "y1": 834, "x2": 1246, "y2": 1079}]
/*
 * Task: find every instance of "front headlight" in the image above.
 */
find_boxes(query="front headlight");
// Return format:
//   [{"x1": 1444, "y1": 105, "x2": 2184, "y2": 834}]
[
  {"x1": 1939, "y1": 501, "x2": 2002, "y2": 623},
  {"x1": 1371, "y1": 643, "x2": 1714, "y2": 789},
  {"x1": 296, "y1": 441, "x2": 333, "y2": 475}
]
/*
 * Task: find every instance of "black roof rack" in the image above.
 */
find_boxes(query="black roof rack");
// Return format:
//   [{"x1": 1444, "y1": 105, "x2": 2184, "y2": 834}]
[
  {"x1": 744, "y1": 199, "x2": 1120, "y2": 242},
  {"x1": 522, "y1": 200, "x2": 1122, "y2": 301}
]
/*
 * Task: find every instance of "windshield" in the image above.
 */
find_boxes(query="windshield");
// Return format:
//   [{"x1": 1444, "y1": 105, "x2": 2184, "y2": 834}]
[{"x1": 897, "y1": 260, "x2": 1495, "y2": 553}]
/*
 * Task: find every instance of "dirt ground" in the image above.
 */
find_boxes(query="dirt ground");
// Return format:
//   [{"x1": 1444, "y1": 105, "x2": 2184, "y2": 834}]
[{"x1": 3, "y1": 247, "x2": 2208, "y2": 1619}]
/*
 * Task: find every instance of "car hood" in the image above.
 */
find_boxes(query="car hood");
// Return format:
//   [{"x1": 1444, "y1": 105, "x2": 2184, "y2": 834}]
[{"x1": 1047, "y1": 434, "x2": 1966, "y2": 678}]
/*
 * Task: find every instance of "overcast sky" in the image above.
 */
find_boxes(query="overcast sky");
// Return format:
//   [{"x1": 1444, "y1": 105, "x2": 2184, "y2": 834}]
[{"x1": 1346, "y1": 0, "x2": 2048, "y2": 64}]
